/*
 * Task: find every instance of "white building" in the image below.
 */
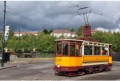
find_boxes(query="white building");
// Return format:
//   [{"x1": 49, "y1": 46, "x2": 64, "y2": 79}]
[
  {"x1": 14, "y1": 32, "x2": 38, "y2": 37},
  {"x1": 50, "y1": 30, "x2": 77, "y2": 38}
]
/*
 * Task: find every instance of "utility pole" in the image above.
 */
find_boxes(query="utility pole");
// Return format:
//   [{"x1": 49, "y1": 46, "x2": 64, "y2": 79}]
[{"x1": 1, "y1": 1, "x2": 6, "y2": 67}]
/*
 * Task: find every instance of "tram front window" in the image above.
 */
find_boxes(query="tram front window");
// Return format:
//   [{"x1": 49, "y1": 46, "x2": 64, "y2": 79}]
[
  {"x1": 63, "y1": 43, "x2": 68, "y2": 56},
  {"x1": 57, "y1": 42, "x2": 62, "y2": 54}
]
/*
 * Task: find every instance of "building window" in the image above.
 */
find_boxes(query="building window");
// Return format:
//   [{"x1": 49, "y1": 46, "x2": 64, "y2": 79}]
[{"x1": 84, "y1": 45, "x2": 92, "y2": 55}]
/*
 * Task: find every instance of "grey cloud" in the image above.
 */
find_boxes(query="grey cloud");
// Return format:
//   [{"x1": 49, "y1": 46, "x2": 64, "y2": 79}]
[{"x1": 0, "y1": 1, "x2": 119, "y2": 32}]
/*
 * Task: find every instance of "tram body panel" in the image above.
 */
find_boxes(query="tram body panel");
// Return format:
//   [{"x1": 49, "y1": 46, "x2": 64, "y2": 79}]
[
  {"x1": 55, "y1": 57, "x2": 82, "y2": 67},
  {"x1": 55, "y1": 56, "x2": 111, "y2": 67},
  {"x1": 83, "y1": 55, "x2": 109, "y2": 63},
  {"x1": 108, "y1": 56, "x2": 112, "y2": 64}
]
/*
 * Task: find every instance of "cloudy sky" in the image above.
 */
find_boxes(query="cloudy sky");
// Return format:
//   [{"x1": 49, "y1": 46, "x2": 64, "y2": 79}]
[{"x1": 0, "y1": 1, "x2": 120, "y2": 32}]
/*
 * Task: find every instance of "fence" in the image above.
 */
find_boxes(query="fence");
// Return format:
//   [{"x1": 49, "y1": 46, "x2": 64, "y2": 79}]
[
  {"x1": 16, "y1": 52, "x2": 54, "y2": 58},
  {"x1": 112, "y1": 52, "x2": 120, "y2": 61}
]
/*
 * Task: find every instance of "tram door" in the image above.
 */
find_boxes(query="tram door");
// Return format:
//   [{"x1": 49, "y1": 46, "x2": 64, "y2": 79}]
[{"x1": 75, "y1": 42, "x2": 82, "y2": 56}]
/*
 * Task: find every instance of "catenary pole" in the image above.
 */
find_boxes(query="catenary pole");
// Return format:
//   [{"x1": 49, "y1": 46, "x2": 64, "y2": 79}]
[{"x1": 1, "y1": 1, "x2": 6, "y2": 67}]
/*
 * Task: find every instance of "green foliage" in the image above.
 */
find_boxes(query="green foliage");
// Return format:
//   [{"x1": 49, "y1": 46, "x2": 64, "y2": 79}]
[
  {"x1": 43, "y1": 29, "x2": 49, "y2": 34},
  {"x1": 77, "y1": 26, "x2": 84, "y2": 37},
  {"x1": 43, "y1": 29, "x2": 53, "y2": 34},
  {"x1": 6, "y1": 31, "x2": 55, "y2": 54},
  {"x1": 8, "y1": 29, "x2": 14, "y2": 39},
  {"x1": 92, "y1": 31, "x2": 120, "y2": 52},
  {"x1": 0, "y1": 28, "x2": 120, "y2": 54},
  {"x1": 70, "y1": 28, "x2": 74, "y2": 32}
]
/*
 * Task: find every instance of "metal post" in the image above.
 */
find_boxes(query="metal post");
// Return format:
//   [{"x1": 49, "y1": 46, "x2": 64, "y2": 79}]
[{"x1": 1, "y1": 1, "x2": 6, "y2": 67}]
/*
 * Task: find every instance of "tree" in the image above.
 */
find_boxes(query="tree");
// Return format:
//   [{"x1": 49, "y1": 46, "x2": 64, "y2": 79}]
[
  {"x1": 49, "y1": 30, "x2": 53, "y2": 34},
  {"x1": 8, "y1": 28, "x2": 14, "y2": 39},
  {"x1": 43, "y1": 29, "x2": 49, "y2": 34},
  {"x1": 70, "y1": 28, "x2": 74, "y2": 32},
  {"x1": 92, "y1": 31, "x2": 120, "y2": 52},
  {"x1": 77, "y1": 26, "x2": 84, "y2": 37}
]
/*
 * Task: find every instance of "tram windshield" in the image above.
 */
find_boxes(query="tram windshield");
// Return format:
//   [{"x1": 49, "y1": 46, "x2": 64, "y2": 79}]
[
  {"x1": 57, "y1": 41, "x2": 62, "y2": 55},
  {"x1": 56, "y1": 41, "x2": 82, "y2": 56},
  {"x1": 63, "y1": 43, "x2": 68, "y2": 56}
]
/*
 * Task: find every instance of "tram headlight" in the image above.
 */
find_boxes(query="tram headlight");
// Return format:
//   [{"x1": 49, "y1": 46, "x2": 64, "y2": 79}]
[{"x1": 57, "y1": 64, "x2": 60, "y2": 68}]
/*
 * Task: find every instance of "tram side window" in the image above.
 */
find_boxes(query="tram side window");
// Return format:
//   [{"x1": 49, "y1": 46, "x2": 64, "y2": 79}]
[
  {"x1": 94, "y1": 46, "x2": 100, "y2": 55},
  {"x1": 57, "y1": 42, "x2": 62, "y2": 54},
  {"x1": 102, "y1": 47, "x2": 109, "y2": 55},
  {"x1": 70, "y1": 43, "x2": 75, "y2": 56},
  {"x1": 63, "y1": 43, "x2": 68, "y2": 56},
  {"x1": 84, "y1": 45, "x2": 92, "y2": 55}
]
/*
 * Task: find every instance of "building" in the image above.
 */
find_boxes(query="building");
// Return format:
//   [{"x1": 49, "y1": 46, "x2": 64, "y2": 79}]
[
  {"x1": 14, "y1": 32, "x2": 38, "y2": 37},
  {"x1": 50, "y1": 30, "x2": 77, "y2": 38},
  {"x1": 91, "y1": 29, "x2": 98, "y2": 34}
]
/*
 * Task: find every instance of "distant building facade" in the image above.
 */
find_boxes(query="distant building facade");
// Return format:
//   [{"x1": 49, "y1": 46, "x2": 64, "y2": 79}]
[
  {"x1": 91, "y1": 29, "x2": 98, "y2": 34},
  {"x1": 50, "y1": 30, "x2": 77, "y2": 38},
  {"x1": 14, "y1": 32, "x2": 38, "y2": 37}
]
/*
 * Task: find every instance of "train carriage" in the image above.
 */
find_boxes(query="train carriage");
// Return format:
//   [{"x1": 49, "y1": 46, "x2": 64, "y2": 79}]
[{"x1": 54, "y1": 39, "x2": 112, "y2": 76}]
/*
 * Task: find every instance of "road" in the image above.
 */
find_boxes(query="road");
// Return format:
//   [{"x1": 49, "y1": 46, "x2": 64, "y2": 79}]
[{"x1": 0, "y1": 61, "x2": 120, "y2": 80}]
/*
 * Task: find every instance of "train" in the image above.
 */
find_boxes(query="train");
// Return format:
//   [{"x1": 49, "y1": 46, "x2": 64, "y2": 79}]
[{"x1": 54, "y1": 39, "x2": 112, "y2": 76}]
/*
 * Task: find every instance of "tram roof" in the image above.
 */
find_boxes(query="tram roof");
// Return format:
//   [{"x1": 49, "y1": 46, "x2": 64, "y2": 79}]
[{"x1": 55, "y1": 39, "x2": 112, "y2": 45}]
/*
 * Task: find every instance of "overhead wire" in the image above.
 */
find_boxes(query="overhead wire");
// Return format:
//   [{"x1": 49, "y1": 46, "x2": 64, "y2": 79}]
[{"x1": 67, "y1": 1, "x2": 116, "y2": 20}]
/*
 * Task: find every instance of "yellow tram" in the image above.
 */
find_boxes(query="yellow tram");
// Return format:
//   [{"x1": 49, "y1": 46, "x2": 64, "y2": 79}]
[{"x1": 54, "y1": 39, "x2": 112, "y2": 76}]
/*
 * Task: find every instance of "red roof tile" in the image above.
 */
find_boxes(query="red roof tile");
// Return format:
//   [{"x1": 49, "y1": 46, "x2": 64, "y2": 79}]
[{"x1": 51, "y1": 30, "x2": 70, "y2": 34}]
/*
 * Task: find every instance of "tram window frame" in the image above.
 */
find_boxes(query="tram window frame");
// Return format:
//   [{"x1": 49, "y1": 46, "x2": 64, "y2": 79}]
[
  {"x1": 109, "y1": 45, "x2": 112, "y2": 56},
  {"x1": 76, "y1": 44, "x2": 82, "y2": 56},
  {"x1": 94, "y1": 46, "x2": 100, "y2": 55},
  {"x1": 63, "y1": 43, "x2": 68, "y2": 56},
  {"x1": 84, "y1": 45, "x2": 92, "y2": 55},
  {"x1": 56, "y1": 42, "x2": 62, "y2": 55},
  {"x1": 102, "y1": 47, "x2": 109, "y2": 55},
  {"x1": 80, "y1": 47, "x2": 82, "y2": 56},
  {"x1": 70, "y1": 43, "x2": 75, "y2": 56}
]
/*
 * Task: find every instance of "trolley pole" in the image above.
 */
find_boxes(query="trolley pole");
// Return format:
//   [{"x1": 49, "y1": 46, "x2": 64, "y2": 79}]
[{"x1": 1, "y1": 1, "x2": 6, "y2": 67}]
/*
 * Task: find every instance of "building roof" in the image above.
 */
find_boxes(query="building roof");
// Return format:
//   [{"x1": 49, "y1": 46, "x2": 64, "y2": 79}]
[
  {"x1": 51, "y1": 30, "x2": 70, "y2": 34},
  {"x1": 14, "y1": 32, "x2": 38, "y2": 35},
  {"x1": 91, "y1": 29, "x2": 97, "y2": 33},
  {"x1": 71, "y1": 32, "x2": 76, "y2": 35}
]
